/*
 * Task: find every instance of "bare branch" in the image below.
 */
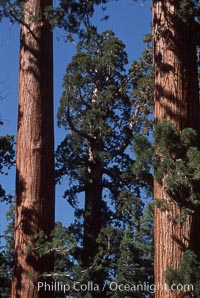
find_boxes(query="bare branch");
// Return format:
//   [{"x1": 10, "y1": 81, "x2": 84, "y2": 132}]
[
  {"x1": 43, "y1": 244, "x2": 75, "y2": 255},
  {"x1": 67, "y1": 100, "x2": 95, "y2": 142},
  {"x1": 109, "y1": 104, "x2": 141, "y2": 157}
]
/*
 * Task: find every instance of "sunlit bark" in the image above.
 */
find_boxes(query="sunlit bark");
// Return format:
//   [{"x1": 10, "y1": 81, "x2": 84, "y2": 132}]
[
  {"x1": 153, "y1": 1, "x2": 200, "y2": 297},
  {"x1": 12, "y1": 1, "x2": 54, "y2": 297}
]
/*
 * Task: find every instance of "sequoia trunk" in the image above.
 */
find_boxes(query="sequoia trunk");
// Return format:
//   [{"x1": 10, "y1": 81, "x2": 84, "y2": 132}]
[
  {"x1": 153, "y1": 1, "x2": 200, "y2": 297},
  {"x1": 82, "y1": 140, "x2": 104, "y2": 295},
  {"x1": 12, "y1": 1, "x2": 54, "y2": 297}
]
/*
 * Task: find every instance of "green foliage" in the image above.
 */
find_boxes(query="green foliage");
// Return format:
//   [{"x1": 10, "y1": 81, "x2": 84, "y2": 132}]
[
  {"x1": 0, "y1": 128, "x2": 15, "y2": 202},
  {"x1": 0, "y1": 1, "x2": 23, "y2": 23},
  {"x1": 0, "y1": 134, "x2": 15, "y2": 175},
  {"x1": 154, "y1": 120, "x2": 200, "y2": 213},
  {"x1": 32, "y1": 222, "x2": 76, "y2": 259},
  {"x1": 0, "y1": 1, "x2": 119, "y2": 38},
  {"x1": 48, "y1": 0, "x2": 118, "y2": 34},
  {"x1": 116, "y1": 191, "x2": 143, "y2": 226},
  {"x1": 132, "y1": 134, "x2": 153, "y2": 190},
  {"x1": 177, "y1": 0, "x2": 196, "y2": 23},
  {"x1": 29, "y1": 222, "x2": 76, "y2": 287},
  {"x1": 56, "y1": 28, "x2": 153, "y2": 202},
  {"x1": 0, "y1": 87, "x2": 15, "y2": 298},
  {"x1": 154, "y1": 198, "x2": 170, "y2": 212},
  {"x1": 129, "y1": 38, "x2": 153, "y2": 134},
  {"x1": 56, "y1": 28, "x2": 135, "y2": 204},
  {"x1": 165, "y1": 250, "x2": 200, "y2": 296},
  {"x1": 113, "y1": 203, "x2": 154, "y2": 298},
  {"x1": 154, "y1": 120, "x2": 180, "y2": 158},
  {"x1": 0, "y1": 204, "x2": 14, "y2": 298},
  {"x1": 56, "y1": 28, "x2": 154, "y2": 295},
  {"x1": 0, "y1": 251, "x2": 11, "y2": 298},
  {"x1": 176, "y1": 0, "x2": 200, "y2": 24}
]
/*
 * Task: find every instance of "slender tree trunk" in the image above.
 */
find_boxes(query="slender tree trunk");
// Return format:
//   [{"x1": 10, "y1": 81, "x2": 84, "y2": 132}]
[
  {"x1": 82, "y1": 140, "x2": 104, "y2": 295},
  {"x1": 12, "y1": 1, "x2": 54, "y2": 297},
  {"x1": 153, "y1": 1, "x2": 200, "y2": 297}
]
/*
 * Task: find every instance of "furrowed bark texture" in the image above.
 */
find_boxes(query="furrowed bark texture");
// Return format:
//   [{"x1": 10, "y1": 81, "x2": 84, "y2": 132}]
[
  {"x1": 153, "y1": 1, "x2": 200, "y2": 297},
  {"x1": 12, "y1": 1, "x2": 54, "y2": 297}
]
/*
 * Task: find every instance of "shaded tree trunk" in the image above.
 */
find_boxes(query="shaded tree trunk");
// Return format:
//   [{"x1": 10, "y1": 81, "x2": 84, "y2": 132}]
[
  {"x1": 12, "y1": 1, "x2": 54, "y2": 297},
  {"x1": 82, "y1": 140, "x2": 104, "y2": 295},
  {"x1": 153, "y1": 1, "x2": 200, "y2": 297}
]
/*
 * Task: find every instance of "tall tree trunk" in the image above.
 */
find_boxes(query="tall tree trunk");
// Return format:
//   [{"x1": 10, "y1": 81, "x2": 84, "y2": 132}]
[
  {"x1": 82, "y1": 140, "x2": 104, "y2": 295},
  {"x1": 12, "y1": 1, "x2": 54, "y2": 297},
  {"x1": 153, "y1": 1, "x2": 200, "y2": 297}
]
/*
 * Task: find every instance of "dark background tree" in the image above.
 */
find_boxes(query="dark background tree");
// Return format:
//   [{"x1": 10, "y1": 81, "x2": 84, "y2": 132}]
[
  {"x1": 56, "y1": 28, "x2": 153, "y2": 297},
  {"x1": 0, "y1": 132, "x2": 15, "y2": 202},
  {"x1": 0, "y1": 90, "x2": 15, "y2": 202},
  {"x1": 0, "y1": 113, "x2": 15, "y2": 297},
  {"x1": 0, "y1": 204, "x2": 15, "y2": 298}
]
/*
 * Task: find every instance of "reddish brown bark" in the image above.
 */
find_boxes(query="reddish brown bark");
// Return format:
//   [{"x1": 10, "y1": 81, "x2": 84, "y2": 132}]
[
  {"x1": 153, "y1": 1, "x2": 200, "y2": 297},
  {"x1": 12, "y1": 1, "x2": 54, "y2": 297}
]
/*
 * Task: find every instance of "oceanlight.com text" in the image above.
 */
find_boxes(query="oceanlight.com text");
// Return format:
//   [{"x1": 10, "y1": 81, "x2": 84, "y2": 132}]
[{"x1": 24, "y1": 281, "x2": 194, "y2": 294}]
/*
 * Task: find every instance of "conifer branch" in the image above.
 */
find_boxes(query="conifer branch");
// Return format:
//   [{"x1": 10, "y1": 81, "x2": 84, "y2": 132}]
[
  {"x1": 67, "y1": 101, "x2": 95, "y2": 142},
  {"x1": 110, "y1": 104, "x2": 140, "y2": 157}
]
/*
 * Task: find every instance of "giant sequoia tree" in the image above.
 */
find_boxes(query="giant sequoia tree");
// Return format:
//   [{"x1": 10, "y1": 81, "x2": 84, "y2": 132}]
[
  {"x1": 57, "y1": 28, "x2": 133, "y2": 290},
  {"x1": 153, "y1": 1, "x2": 200, "y2": 297},
  {"x1": 56, "y1": 28, "x2": 153, "y2": 296},
  {"x1": 9, "y1": 1, "x2": 125, "y2": 297},
  {"x1": 12, "y1": 1, "x2": 55, "y2": 297}
]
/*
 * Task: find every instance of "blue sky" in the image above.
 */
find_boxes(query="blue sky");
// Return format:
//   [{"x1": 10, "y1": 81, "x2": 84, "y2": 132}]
[{"x1": 0, "y1": 0, "x2": 151, "y2": 237}]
